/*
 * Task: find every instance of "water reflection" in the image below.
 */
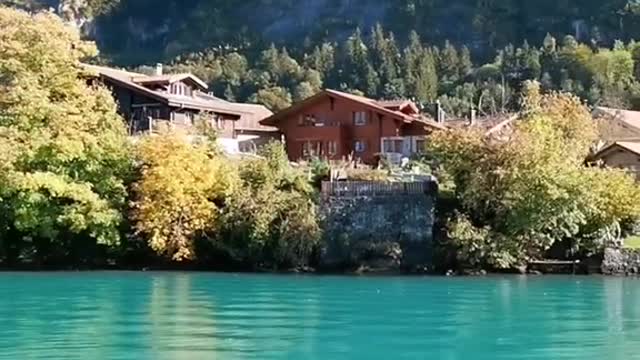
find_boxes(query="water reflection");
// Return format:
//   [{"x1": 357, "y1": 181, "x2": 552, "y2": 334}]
[{"x1": 2, "y1": 274, "x2": 640, "y2": 359}]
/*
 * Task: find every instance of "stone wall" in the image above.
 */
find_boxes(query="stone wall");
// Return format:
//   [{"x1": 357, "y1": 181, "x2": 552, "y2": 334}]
[
  {"x1": 602, "y1": 247, "x2": 640, "y2": 275},
  {"x1": 319, "y1": 181, "x2": 436, "y2": 271}
]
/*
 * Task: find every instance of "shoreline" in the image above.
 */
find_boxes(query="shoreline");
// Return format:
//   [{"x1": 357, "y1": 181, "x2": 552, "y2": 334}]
[{"x1": 0, "y1": 266, "x2": 611, "y2": 276}]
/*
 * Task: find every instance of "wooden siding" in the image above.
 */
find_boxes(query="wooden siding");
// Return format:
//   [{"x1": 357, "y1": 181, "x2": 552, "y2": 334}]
[
  {"x1": 275, "y1": 95, "x2": 419, "y2": 164},
  {"x1": 599, "y1": 148, "x2": 640, "y2": 180}
]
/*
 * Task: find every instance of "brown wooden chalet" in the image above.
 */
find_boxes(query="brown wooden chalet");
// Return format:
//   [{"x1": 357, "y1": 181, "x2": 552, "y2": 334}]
[{"x1": 83, "y1": 63, "x2": 278, "y2": 152}]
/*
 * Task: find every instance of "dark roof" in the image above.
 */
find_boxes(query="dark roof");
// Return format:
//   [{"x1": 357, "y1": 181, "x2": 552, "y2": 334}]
[
  {"x1": 260, "y1": 89, "x2": 445, "y2": 130},
  {"x1": 592, "y1": 141, "x2": 640, "y2": 160},
  {"x1": 83, "y1": 64, "x2": 274, "y2": 127},
  {"x1": 444, "y1": 113, "x2": 518, "y2": 136},
  {"x1": 194, "y1": 93, "x2": 277, "y2": 132}
]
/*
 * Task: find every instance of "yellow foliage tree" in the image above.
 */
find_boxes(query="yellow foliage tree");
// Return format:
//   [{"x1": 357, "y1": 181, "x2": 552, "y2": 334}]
[{"x1": 132, "y1": 131, "x2": 234, "y2": 261}]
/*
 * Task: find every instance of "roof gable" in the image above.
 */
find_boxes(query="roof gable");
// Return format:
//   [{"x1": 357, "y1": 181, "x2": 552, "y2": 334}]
[
  {"x1": 594, "y1": 107, "x2": 640, "y2": 141},
  {"x1": 261, "y1": 89, "x2": 444, "y2": 129},
  {"x1": 376, "y1": 99, "x2": 420, "y2": 114},
  {"x1": 593, "y1": 141, "x2": 640, "y2": 160},
  {"x1": 132, "y1": 74, "x2": 208, "y2": 91}
]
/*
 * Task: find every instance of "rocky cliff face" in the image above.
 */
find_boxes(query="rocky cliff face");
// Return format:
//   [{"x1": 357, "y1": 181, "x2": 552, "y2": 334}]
[
  {"x1": 5, "y1": 0, "x2": 635, "y2": 67},
  {"x1": 2, "y1": 0, "x2": 113, "y2": 30},
  {"x1": 89, "y1": 0, "x2": 633, "y2": 65}
]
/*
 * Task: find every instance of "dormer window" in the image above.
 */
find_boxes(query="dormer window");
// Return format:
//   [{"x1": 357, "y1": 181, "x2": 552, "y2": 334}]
[{"x1": 170, "y1": 83, "x2": 192, "y2": 96}]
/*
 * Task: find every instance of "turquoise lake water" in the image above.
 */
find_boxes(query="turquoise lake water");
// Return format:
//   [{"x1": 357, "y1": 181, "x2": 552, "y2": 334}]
[{"x1": 1, "y1": 273, "x2": 640, "y2": 359}]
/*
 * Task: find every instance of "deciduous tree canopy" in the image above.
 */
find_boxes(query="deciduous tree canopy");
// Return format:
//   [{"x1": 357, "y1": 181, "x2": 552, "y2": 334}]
[
  {"x1": 0, "y1": 7, "x2": 131, "y2": 263},
  {"x1": 429, "y1": 83, "x2": 640, "y2": 269}
]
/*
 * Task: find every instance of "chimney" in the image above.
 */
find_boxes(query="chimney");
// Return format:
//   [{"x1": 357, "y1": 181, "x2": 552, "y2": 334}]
[
  {"x1": 155, "y1": 63, "x2": 163, "y2": 76},
  {"x1": 469, "y1": 107, "x2": 477, "y2": 126},
  {"x1": 435, "y1": 100, "x2": 445, "y2": 123}
]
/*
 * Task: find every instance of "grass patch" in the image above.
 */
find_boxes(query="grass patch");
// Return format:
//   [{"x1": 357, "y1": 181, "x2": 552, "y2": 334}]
[{"x1": 624, "y1": 236, "x2": 640, "y2": 249}]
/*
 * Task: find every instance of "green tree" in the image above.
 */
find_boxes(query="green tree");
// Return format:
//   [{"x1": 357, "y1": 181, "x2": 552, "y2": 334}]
[
  {"x1": 369, "y1": 24, "x2": 405, "y2": 98},
  {"x1": 342, "y1": 28, "x2": 380, "y2": 96},
  {"x1": 429, "y1": 84, "x2": 640, "y2": 269},
  {"x1": 216, "y1": 142, "x2": 320, "y2": 269},
  {"x1": 293, "y1": 81, "x2": 316, "y2": 101},
  {"x1": 304, "y1": 42, "x2": 335, "y2": 77},
  {"x1": 250, "y1": 86, "x2": 292, "y2": 111},
  {"x1": 458, "y1": 46, "x2": 473, "y2": 78},
  {"x1": 0, "y1": 7, "x2": 132, "y2": 264},
  {"x1": 439, "y1": 40, "x2": 461, "y2": 84},
  {"x1": 403, "y1": 31, "x2": 438, "y2": 103}
]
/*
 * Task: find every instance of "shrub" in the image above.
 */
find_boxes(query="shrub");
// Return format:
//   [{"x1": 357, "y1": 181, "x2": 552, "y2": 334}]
[
  {"x1": 429, "y1": 84, "x2": 640, "y2": 269},
  {"x1": 215, "y1": 142, "x2": 320, "y2": 268}
]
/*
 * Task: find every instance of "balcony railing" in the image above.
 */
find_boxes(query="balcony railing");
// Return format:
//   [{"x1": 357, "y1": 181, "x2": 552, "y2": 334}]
[{"x1": 321, "y1": 181, "x2": 436, "y2": 197}]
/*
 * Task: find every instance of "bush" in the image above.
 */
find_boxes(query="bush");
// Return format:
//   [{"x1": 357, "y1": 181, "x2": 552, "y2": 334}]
[
  {"x1": 429, "y1": 84, "x2": 640, "y2": 269},
  {"x1": 445, "y1": 215, "x2": 520, "y2": 270},
  {"x1": 215, "y1": 142, "x2": 320, "y2": 269}
]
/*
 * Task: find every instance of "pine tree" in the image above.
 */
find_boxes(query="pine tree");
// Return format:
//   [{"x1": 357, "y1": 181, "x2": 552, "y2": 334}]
[
  {"x1": 343, "y1": 28, "x2": 379, "y2": 96},
  {"x1": 304, "y1": 42, "x2": 335, "y2": 76},
  {"x1": 439, "y1": 40, "x2": 460, "y2": 83},
  {"x1": 294, "y1": 81, "x2": 316, "y2": 101},
  {"x1": 369, "y1": 24, "x2": 404, "y2": 98},
  {"x1": 403, "y1": 31, "x2": 438, "y2": 103},
  {"x1": 543, "y1": 33, "x2": 557, "y2": 52},
  {"x1": 459, "y1": 46, "x2": 473, "y2": 78}
]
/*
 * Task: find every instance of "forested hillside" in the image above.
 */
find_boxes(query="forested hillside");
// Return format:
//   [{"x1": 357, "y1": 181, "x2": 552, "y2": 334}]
[
  {"x1": 7, "y1": 0, "x2": 640, "y2": 114},
  {"x1": 93, "y1": 0, "x2": 640, "y2": 64}
]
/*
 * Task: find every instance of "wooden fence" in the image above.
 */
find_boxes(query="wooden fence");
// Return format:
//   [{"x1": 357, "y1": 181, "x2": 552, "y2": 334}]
[{"x1": 321, "y1": 181, "x2": 435, "y2": 197}]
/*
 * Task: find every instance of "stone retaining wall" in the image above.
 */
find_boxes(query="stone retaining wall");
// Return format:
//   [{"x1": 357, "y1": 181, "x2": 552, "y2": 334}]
[{"x1": 319, "y1": 181, "x2": 436, "y2": 271}]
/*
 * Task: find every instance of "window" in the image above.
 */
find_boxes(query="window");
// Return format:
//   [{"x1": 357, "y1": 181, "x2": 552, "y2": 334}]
[
  {"x1": 327, "y1": 141, "x2": 338, "y2": 156},
  {"x1": 299, "y1": 114, "x2": 317, "y2": 127},
  {"x1": 215, "y1": 116, "x2": 225, "y2": 130},
  {"x1": 354, "y1": 140, "x2": 366, "y2": 153},
  {"x1": 354, "y1": 111, "x2": 367, "y2": 126},
  {"x1": 302, "y1": 141, "x2": 326, "y2": 157},
  {"x1": 170, "y1": 83, "x2": 192, "y2": 96},
  {"x1": 383, "y1": 139, "x2": 394, "y2": 153},
  {"x1": 395, "y1": 139, "x2": 404, "y2": 153},
  {"x1": 185, "y1": 112, "x2": 194, "y2": 124},
  {"x1": 147, "y1": 108, "x2": 161, "y2": 120},
  {"x1": 302, "y1": 141, "x2": 312, "y2": 157},
  {"x1": 415, "y1": 139, "x2": 426, "y2": 153},
  {"x1": 382, "y1": 138, "x2": 404, "y2": 153}
]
